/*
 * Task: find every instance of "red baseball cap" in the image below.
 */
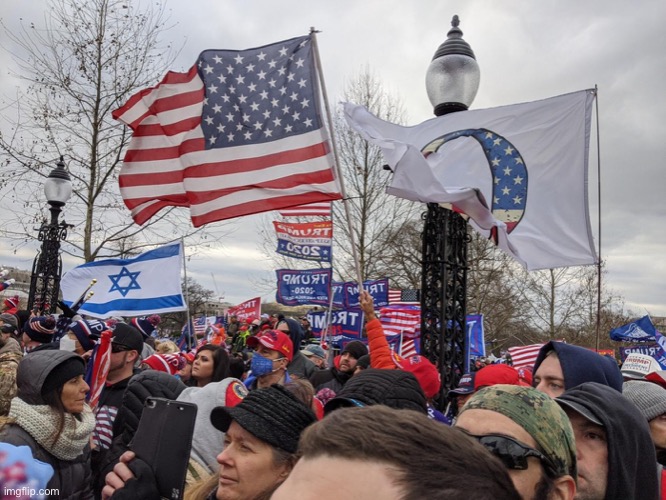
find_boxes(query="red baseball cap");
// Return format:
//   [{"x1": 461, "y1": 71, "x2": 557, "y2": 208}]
[
  {"x1": 391, "y1": 352, "x2": 441, "y2": 399},
  {"x1": 474, "y1": 364, "x2": 530, "y2": 391},
  {"x1": 246, "y1": 330, "x2": 294, "y2": 361}
]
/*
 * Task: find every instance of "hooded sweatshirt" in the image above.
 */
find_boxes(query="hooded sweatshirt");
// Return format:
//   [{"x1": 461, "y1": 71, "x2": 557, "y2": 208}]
[
  {"x1": 533, "y1": 341, "x2": 623, "y2": 392},
  {"x1": 176, "y1": 377, "x2": 248, "y2": 473},
  {"x1": 280, "y1": 317, "x2": 315, "y2": 380},
  {"x1": 557, "y1": 382, "x2": 658, "y2": 500}
]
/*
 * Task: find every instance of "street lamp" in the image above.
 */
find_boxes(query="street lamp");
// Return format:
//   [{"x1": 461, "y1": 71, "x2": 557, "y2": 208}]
[
  {"x1": 28, "y1": 156, "x2": 73, "y2": 314},
  {"x1": 420, "y1": 15, "x2": 480, "y2": 407}
]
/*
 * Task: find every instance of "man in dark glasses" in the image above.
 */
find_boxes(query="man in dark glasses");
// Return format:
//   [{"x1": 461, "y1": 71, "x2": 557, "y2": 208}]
[
  {"x1": 556, "y1": 382, "x2": 658, "y2": 500},
  {"x1": 455, "y1": 384, "x2": 577, "y2": 500}
]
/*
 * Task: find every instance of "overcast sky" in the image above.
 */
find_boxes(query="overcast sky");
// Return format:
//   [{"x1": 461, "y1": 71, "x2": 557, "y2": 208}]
[{"x1": 1, "y1": 0, "x2": 664, "y2": 318}]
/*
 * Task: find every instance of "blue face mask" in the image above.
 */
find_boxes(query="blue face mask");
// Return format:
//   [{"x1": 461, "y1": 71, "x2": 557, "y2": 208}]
[{"x1": 251, "y1": 353, "x2": 279, "y2": 377}]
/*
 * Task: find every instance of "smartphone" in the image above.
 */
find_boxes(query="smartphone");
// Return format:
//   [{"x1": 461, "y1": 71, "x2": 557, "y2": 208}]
[{"x1": 130, "y1": 397, "x2": 197, "y2": 500}]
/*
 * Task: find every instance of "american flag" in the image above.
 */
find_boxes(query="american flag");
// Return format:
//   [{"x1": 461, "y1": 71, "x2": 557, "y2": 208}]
[
  {"x1": 86, "y1": 330, "x2": 112, "y2": 411},
  {"x1": 399, "y1": 338, "x2": 418, "y2": 357},
  {"x1": 379, "y1": 305, "x2": 421, "y2": 338},
  {"x1": 507, "y1": 343, "x2": 545, "y2": 370},
  {"x1": 388, "y1": 289, "x2": 420, "y2": 305},
  {"x1": 278, "y1": 201, "x2": 331, "y2": 217},
  {"x1": 113, "y1": 35, "x2": 341, "y2": 227}
]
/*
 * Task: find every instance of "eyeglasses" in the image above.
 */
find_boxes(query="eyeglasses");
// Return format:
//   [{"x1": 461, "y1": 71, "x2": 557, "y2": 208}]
[{"x1": 465, "y1": 433, "x2": 557, "y2": 475}]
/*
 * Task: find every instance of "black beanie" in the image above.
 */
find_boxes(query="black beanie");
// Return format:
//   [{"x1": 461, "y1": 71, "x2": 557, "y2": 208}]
[
  {"x1": 210, "y1": 384, "x2": 316, "y2": 453},
  {"x1": 41, "y1": 356, "x2": 86, "y2": 397},
  {"x1": 341, "y1": 340, "x2": 368, "y2": 360}
]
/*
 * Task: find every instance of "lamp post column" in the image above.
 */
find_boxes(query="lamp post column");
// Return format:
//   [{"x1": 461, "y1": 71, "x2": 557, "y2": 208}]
[
  {"x1": 27, "y1": 157, "x2": 73, "y2": 314},
  {"x1": 420, "y1": 16, "x2": 479, "y2": 407}
]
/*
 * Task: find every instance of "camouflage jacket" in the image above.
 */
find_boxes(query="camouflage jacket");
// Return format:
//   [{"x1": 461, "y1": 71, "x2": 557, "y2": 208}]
[{"x1": 0, "y1": 338, "x2": 22, "y2": 416}]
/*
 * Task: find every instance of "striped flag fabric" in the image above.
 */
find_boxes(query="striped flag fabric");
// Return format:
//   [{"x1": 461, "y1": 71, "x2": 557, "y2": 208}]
[
  {"x1": 399, "y1": 338, "x2": 418, "y2": 357},
  {"x1": 388, "y1": 289, "x2": 421, "y2": 305},
  {"x1": 86, "y1": 330, "x2": 112, "y2": 411},
  {"x1": 113, "y1": 35, "x2": 342, "y2": 227},
  {"x1": 507, "y1": 343, "x2": 545, "y2": 370},
  {"x1": 278, "y1": 201, "x2": 331, "y2": 217},
  {"x1": 379, "y1": 305, "x2": 421, "y2": 337}
]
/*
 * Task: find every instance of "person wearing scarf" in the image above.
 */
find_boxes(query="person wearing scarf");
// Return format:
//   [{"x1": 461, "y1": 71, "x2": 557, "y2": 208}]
[{"x1": 0, "y1": 350, "x2": 96, "y2": 499}]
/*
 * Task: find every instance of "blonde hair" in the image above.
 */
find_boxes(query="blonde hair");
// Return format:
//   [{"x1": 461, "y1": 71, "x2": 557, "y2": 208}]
[{"x1": 155, "y1": 340, "x2": 180, "y2": 354}]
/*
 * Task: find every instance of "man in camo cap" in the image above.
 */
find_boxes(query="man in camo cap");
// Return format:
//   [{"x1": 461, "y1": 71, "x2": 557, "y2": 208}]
[{"x1": 455, "y1": 384, "x2": 576, "y2": 500}]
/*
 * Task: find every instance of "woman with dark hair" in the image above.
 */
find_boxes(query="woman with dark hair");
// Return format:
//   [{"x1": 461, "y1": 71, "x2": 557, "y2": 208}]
[
  {"x1": 191, "y1": 344, "x2": 230, "y2": 387},
  {"x1": 0, "y1": 350, "x2": 96, "y2": 498}
]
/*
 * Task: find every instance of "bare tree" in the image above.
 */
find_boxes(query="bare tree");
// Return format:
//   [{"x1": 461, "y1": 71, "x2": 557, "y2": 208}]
[
  {"x1": 331, "y1": 68, "x2": 421, "y2": 282},
  {"x1": 0, "y1": 0, "x2": 222, "y2": 263}
]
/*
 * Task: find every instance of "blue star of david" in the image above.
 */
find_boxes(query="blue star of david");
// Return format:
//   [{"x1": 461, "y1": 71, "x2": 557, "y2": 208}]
[{"x1": 108, "y1": 267, "x2": 141, "y2": 297}]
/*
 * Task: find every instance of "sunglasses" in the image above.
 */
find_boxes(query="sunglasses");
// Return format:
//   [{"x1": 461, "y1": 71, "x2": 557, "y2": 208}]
[
  {"x1": 111, "y1": 343, "x2": 132, "y2": 353},
  {"x1": 465, "y1": 433, "x2": 557, "y2": 475}
]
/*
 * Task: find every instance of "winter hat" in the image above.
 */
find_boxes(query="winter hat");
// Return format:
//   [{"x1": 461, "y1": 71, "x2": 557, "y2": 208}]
[
  {"x1": 246, "y1": 329, "x2": 294, "y2": 361},
  {"x1": 111, "y1": 322, "x2": 144, "y2": 354},
  {"x1": 40, "y1": 354, "x2": 86, "y2": 397},
  {"x1": 181, "y1": 351, "x2": 196, "y2": 364},
  {"x1": 341, "y1": 340, "x2": 368, "y2": 360},
  {"x1": 463, "y1": 384, "x2": 577, "y2": 479},
  {"x1": 130, "y1": 314, "x2": 161, "y2": 338},
  {"x1": 68, "y1": 319, "x2": 106, "y2": 351},
  {"x1": 392, "y1": 352, "x2": 441, "y2": 399},
  {"x1": 142, "y1": 353, "x2": 184, "y2": 375},
  {"x1": 3, "y1": 295, "x2": 19, "y2": 310},
  {"x1": 324, "y1": 368, "x2": 427, "y2": 414},
  {"x1": 449, "y1": 372, "x2": 475, "y2": 396},
  {"x1": 356, "y1": 354, "x2": 371, "y2": 370},
  {"x1": 210, "y1": 384, "x2": 316, "y2": 454},
  {"x1": 23, "y1": 316, "x2": 57, "y2": 344},
  {"x1": 0, "y1": 313, "x2": 18, "y2": 328},
  {"x1": 622, "y1": 380, "x2": 666, "y2": 422},
  {"x1": 474, "y1": 364, "x2": 528, "y2": 391}
]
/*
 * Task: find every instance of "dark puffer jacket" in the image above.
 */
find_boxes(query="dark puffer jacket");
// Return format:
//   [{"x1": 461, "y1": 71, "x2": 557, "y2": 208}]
[
  {"x1": 93, "y1": 370, "x2": 187, "y2": 495},
  {"x1": 0, "y1": 350, "x2": 93, "y2": 499}
]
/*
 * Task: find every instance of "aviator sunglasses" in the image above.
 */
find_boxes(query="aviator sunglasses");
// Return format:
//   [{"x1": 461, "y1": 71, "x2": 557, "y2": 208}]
[{"x1": 464, "y1": 432, "x2": 557, "y2": 475}]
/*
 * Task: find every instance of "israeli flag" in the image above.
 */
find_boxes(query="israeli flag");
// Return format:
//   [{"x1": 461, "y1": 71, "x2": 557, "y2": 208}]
[{"x1": 61, "y1": 242, "x2": 186, "y2": 319}]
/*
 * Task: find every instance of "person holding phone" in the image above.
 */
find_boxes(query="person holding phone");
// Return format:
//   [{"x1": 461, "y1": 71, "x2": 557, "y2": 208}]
[{"x1": 102, "y1": 384, "x2": 317, "y2": 500}]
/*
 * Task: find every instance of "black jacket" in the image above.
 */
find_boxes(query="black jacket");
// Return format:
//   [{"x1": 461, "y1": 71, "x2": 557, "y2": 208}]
[{"x1": 310, "y1": 366, "x2": 352, "y2": 393}]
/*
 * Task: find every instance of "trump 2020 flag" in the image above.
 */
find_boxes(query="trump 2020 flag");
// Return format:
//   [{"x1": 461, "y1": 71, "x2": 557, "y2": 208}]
[
  {"x1": 344, "y1": 90, "x2": 597, "y2": 270},
  {"x1": 610, "y1": 315, "x2": 658, "y2": 342},
  {"x1": 60, "y1": 242, "x2": 186, "y2": 319},
  {"x1": 113, "y1": 35, "x2": 342, "y2": 227}
]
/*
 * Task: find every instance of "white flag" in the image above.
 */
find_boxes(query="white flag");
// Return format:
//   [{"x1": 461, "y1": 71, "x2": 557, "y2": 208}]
[
  {"x1": 60, "y1": 242, "x2": 186, "y2": 318},
  {"x1": 344, "y1": 90, "x2": 597, "y2": 270}
]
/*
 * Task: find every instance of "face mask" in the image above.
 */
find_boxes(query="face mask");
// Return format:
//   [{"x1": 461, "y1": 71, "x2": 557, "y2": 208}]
[
  {"x1": 251, "y1": 353, "x2": 280, "y2": 377},
  {"x1": 59, "y1": 336, "x2": 77, "y2": 352}
]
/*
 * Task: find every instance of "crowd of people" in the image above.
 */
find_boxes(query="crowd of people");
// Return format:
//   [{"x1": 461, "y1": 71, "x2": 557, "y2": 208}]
[{"x1": 1, "y1": 289, "x2": 666, "y2": 499}]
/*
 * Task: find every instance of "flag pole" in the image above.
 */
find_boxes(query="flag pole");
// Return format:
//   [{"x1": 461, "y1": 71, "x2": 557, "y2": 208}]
[
  {"x1": 310, "y1": 27, "x2": 364, "y2": 289},
  {"x1": 594, "y1": 86, "x2": 602, "y2": 352},
  {"x1": 181, "y1": 237, "x2": 193, "y2": 350}
]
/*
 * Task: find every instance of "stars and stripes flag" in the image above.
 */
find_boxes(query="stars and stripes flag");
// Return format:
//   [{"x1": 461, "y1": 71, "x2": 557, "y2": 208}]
[
  {"x1": 388, "y1": 289, "x2": 421, "y2": 305},
  {"x1": 507, "y1": 343, "x2": 545, "y2": 370},
  {"x1": 344, "y1": 90, "x2": 597, "y2": 270},
  {"x1": 113, "y1": 35, "x2": 342, "y2": 227},
  {"x1": 86, "y1": 330, "x2": 112, "y2": 411},
  {"x1": 278, "y1": 201, "x2": 332, "y2": 217},
  {"x1": 379, "y1": 305, "x2": 421, "y2": 338}
]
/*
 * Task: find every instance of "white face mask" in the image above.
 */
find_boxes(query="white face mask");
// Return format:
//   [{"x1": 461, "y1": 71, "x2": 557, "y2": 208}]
[{"x1": 59, "y1": 336, "x2": 77, "y2": 352}]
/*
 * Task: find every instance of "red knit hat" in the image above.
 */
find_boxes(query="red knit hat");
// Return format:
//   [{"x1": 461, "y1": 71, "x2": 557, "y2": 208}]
[
  {"x1": 142, "y1": 354, "x2": 184, "y2": 375},
  {"x1": 3, "y1": 295, "x2": 19, "y2": 310},
  {"x1": 391, "y1": 352, "x2": 441, "y2": 399}
]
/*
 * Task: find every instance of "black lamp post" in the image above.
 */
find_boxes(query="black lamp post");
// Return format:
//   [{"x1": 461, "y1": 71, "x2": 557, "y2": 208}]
[
  {"x1": 27, "y1": 156, "x2": 73, "y2": 314},
  {"x1": 420, "y1": 16, "x2": 480, "y2": 407}
]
